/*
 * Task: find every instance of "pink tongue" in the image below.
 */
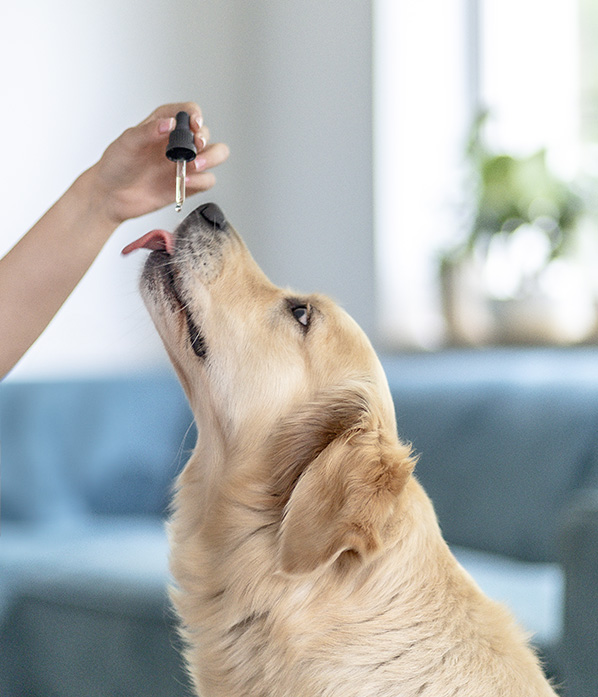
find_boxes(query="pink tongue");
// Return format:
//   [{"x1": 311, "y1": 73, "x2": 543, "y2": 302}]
[{"x1": 121, "y1": 229, "x2": 175, "y2": 256}]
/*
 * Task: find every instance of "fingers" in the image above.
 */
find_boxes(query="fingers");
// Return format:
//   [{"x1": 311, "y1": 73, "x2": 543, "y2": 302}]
[
  {"x1": 195, "y1": 123, "x2": 209, "y2": 153},
  {"x1": 144, "y1": 103, "x2": 204, "y2": 150},
  {"x1": 190, "y1": 141, "x2": 230, "y2": 173},
  {"x1": 126, "y1": 102, "x2": 229, "y2": 196},
  {"x1": 143, "y1": 101, "x2": 203, "y2": 129},
  {"x1": 142, "y1": 104, "x2": 212, "y2": 156},
  {"x1": 187, "y1": 142, "x2": 230, "y2": 193},
  {"x1": 187, "y1": 171, "x2": 217, "y2": 193}
]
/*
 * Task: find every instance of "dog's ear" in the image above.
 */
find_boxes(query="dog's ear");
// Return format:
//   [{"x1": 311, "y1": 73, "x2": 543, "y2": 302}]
[{"x1": 270, "y1": 386, "x2": 416, "y2": 576}]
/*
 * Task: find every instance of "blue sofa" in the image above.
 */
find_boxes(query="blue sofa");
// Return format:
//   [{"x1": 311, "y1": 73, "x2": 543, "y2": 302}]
[
  {"x1": 2, "y1": 349, "x2": 597, "y2": 696},
  {"x1": 0, "y1": 375, "x2": 196, "y2": 697}
]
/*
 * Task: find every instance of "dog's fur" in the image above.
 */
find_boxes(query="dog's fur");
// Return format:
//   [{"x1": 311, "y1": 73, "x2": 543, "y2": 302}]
[{"x1": 140, "y1": 204, "x2": 558, "y2": 696}]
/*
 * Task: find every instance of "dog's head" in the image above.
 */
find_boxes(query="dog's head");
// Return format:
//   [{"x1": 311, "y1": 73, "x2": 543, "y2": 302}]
[{"x1": 130, "y1": 203, "x2": 416, "y2": 574}]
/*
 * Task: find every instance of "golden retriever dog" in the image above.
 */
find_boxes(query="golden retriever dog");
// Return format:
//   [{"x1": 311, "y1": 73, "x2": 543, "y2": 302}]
[{"x1": 125, "y1": 202, "x2": 558, "y2": 696}]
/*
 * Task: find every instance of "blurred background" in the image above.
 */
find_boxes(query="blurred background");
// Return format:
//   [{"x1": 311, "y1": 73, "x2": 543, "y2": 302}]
[
  {"x1": 2, "y1": 0, "x2": 598, "y2": 380},
  {"x1": 2, "y1": 2, "x2": 598, "y2": 696}
]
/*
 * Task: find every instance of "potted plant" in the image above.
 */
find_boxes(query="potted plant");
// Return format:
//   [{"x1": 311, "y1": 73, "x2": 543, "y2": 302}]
[{"x1": 441, "y1": 114, "x2": 595, "y2": 345}]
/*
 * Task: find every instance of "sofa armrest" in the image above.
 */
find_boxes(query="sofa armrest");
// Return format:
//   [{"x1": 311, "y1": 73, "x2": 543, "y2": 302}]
[{"x1": 559, "y1": 489, "x2": 598, "y2": 697}]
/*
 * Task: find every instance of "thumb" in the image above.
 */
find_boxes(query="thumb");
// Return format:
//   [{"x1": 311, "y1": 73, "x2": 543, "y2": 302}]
[
  {"x1": 123, "y1": 116, "x2": 175, "y2": 151},
  {"x1": 146, "y1": 116, "x2": 176, "y2": 142}
]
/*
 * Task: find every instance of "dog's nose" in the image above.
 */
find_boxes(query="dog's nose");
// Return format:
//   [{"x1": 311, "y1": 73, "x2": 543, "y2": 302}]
[{"x1": 198, "y1": 202, "x2": 227, "y2": 230}]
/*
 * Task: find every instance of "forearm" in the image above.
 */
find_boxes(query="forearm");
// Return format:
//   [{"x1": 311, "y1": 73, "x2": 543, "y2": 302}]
[{"x1": 0, "y1": 168, "x2": 116, "y2": 378}]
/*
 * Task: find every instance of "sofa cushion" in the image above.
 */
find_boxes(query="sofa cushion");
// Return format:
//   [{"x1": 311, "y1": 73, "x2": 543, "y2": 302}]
[
  {"x1": 0, "y1": 518, "x2": 172, "y2": 618},
  {"x1": 452, "y1": 546, "x2": 563, "y2": 651},
  {"x1": 0, "y1": 517, "x2": 190, "y2": 697},
  {"x1": 0, "y1": 374, "x2": 194, "y2": 521},
  {"x1": 382, "y1": 349, "x2": 598, "y2": 562}
]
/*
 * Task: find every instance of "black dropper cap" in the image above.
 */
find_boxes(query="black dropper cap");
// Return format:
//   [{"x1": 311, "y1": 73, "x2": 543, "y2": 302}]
[{"x1": 166, "y1": 111, "x2": 197, "y2": 162}]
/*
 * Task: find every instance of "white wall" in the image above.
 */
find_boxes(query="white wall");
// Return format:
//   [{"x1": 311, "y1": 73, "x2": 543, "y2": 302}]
[{"x1": 1, "y1": 0, "x2": 374, "y2": 380}]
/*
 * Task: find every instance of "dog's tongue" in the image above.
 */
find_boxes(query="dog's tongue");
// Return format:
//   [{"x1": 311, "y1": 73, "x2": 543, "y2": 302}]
[{"x1": 121, "y1": 229, "x2": 175, "y2": 256}]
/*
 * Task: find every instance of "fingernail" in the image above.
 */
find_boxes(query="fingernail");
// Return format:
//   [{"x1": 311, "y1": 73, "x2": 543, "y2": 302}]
[
  {"x1": 158, "y1": 117, "x2": 175, "y2": 134},
  {"x1": 193, "y1": 114, "x2": 204, "y2": 130},
  {"x1": 193, "y1": 157, "x2": 208, "y2": 171},
  {"x1": 198, "y1": 135, "x2": 207, "y2": 151}
]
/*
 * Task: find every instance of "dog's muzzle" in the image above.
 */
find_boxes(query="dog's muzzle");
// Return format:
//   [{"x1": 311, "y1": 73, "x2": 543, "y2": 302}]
[{"x1": 123, "y1": 202, "x2": 231, "y2": 361}]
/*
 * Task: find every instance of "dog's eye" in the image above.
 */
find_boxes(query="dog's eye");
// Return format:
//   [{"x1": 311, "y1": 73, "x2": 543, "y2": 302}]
[
  {"x1": 292, "y1": 305, "x2": 310, "y2": 326},
  {"x1": 286, "y1": 299, "x2": 313, "y2": 330}
]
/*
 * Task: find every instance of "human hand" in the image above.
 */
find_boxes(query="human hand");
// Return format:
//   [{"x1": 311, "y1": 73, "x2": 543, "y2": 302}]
[{"x1": 84, "y1": 102, "x2": 230, "y2": 227}]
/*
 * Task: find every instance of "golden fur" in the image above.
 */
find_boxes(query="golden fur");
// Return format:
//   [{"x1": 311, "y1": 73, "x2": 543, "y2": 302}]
[{"x1": 140, "y1": 205, "x2": 558, "y2": 696}]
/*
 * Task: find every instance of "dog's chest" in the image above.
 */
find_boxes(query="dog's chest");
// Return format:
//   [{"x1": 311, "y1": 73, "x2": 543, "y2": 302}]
[{"x1": 199, "y1": 578, "x2": 453, "y2": 697}]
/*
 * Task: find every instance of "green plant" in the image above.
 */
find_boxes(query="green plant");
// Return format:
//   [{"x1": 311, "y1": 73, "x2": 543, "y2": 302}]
[{"x1": 451, "y1": 113, "x2": 584, "y2": 261}]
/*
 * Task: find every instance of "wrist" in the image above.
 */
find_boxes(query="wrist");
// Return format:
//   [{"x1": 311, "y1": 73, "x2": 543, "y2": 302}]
[{"x1": 72, "y1": 164, "x2": 123, "y2": 232}]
